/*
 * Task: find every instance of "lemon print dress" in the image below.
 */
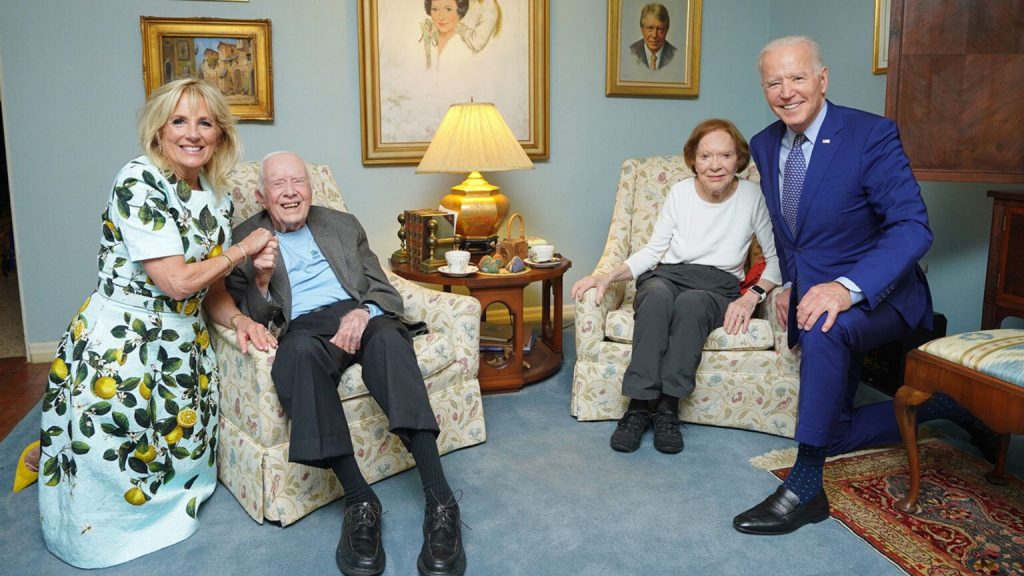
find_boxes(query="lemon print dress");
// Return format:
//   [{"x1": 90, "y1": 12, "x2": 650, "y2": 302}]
[{"x1": 39, "y1": 156, "x2": 230, "y2": 568}]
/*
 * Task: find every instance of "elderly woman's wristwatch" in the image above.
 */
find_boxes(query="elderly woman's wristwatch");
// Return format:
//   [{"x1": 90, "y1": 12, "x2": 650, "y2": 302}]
[{"x1": 748, "y1": 285, "x2": 767, "y2": 303}]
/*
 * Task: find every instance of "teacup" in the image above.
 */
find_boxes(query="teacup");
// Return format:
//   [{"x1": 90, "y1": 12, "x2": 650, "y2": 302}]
[
  {"x1": 445, "y1": 250, "x2": 471, "y2": 273},
  {"x1": 529, "y1": 244, "x2": 555, "y2": 262}
]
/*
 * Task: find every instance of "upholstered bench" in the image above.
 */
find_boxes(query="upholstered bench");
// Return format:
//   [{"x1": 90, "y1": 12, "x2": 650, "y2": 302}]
[{"x1": 894, "y1": 329, "x2": 1024, "y2": 512}]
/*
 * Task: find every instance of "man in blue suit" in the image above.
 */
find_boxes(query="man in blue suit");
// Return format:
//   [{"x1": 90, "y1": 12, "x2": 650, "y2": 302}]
[{"x1": 733, "y1": 36, "x2": 991, "y2": 535}]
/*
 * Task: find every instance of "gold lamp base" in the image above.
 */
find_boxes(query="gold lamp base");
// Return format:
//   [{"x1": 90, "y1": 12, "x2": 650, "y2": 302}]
[{"x1": 440, "y1": 171, "x2": 509, "y2": 241}]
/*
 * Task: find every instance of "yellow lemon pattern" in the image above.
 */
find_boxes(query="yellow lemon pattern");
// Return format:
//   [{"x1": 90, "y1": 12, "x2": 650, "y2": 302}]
[{"x1": 39, "y1": 157, "x2": 229, "y2": 567}]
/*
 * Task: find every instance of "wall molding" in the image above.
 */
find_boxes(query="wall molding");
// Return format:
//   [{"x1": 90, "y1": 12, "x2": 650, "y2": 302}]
[{"x1": 28, "y1": 341, "x2": 58, "y2": 364}]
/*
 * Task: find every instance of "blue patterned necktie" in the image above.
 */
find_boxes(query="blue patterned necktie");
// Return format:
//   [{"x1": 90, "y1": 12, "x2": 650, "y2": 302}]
[{"x1": 782, "y1": 133, "x2": 808, "y2": 235}]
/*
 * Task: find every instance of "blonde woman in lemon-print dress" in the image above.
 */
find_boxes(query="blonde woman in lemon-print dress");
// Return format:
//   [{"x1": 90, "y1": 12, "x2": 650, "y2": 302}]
[{"x1": 37, "y1": 79, "x2": 277, "y2": 568}]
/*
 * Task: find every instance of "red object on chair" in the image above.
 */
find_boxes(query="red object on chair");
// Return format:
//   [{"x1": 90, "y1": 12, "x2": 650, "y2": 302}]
[{"x1": 740, "y1": 256, "x2": 766, "y2": 295}]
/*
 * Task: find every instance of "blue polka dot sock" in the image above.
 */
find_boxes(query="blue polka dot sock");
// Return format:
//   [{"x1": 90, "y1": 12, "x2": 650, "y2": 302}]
[
  {"x1": 782, "y1": 443, "x2": 828, "y2": 504},
  {"x1": 918, "y1": 392, "x2": 1000, "y2": 461}
]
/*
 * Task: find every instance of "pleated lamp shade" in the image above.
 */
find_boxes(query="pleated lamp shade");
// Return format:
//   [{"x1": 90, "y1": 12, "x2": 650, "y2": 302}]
[
  {"x1": 416, "y1": 102, "x2": 533, "y2": 243},
  {"x1": 417, "y1": 102, "x2": 534, "y2": 173}
]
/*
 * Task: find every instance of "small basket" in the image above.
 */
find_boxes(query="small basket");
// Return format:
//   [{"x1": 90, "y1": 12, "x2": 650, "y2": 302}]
[{"x1": 495, "y1": 213, "x2": 529, "y2": 263}]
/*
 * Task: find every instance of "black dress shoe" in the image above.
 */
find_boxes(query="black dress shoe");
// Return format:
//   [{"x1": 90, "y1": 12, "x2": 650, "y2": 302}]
[
  {"x1": 417, "y1": 495, "x2": 466, "y2": 576},
  {"x1": 733, "y1": 486, "x2": 830, "y2": 535},
  {"x1": 610, "y1": 409, "x2": 652, "y2": 453},
  {"x1": 336, "y1": 501, "x2": 385, "y2": 576},
  {"x1": 651, "y1": 410, "x2": 684, "y2": 454}
]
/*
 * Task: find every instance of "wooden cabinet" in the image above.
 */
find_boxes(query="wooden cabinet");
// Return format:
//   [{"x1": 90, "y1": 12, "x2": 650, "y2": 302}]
[
  {"x1": 982, "y1": 191, "x2": 1024, "y2": 329},
  {"x1": 884, "y1": 0, "x2": 1024, "y2": 183}
]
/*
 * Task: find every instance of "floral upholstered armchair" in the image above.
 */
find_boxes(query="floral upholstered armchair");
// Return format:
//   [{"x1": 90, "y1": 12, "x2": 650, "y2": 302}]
[
  {"x1": 572, "y1": 155, "x2": 800, "y2": 437},
  {"x1": 211, "y1": 161, "x2": 486, "y2": 526}
]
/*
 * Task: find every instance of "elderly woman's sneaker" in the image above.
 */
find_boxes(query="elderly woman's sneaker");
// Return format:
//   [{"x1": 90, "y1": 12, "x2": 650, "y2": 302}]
[
  {"x1": 652, "y1": 410, "x2": 684, "y2": 454},
  {"x1": 610, "y1": 409, "x2": 651, "y2": 452}
]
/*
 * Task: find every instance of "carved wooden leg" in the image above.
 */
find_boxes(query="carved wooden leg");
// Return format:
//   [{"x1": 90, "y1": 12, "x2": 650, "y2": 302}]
[
  {"x1": 985, "y1": 434, "x2": 1011, "y2": 486},
  {"x1": 894, "y1": 384, "x2": 933, "y2": 513}
]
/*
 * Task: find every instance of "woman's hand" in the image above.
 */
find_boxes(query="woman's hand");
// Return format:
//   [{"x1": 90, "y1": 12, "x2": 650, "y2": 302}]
[
  {"x1": 237, "y1": 228, "x2": 275, "y2": 260},
  {"x1": 572, "y1": 275, "x2": 611, "y2": 303},
  {"x1": 232, "y1": 315, "x2": 277, "y2": 355},
  {"x1": 723, "y1": 292, "x2": 759, "y2": 335}
]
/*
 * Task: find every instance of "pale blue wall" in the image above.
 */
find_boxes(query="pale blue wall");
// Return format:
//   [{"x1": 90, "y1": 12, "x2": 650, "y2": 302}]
[{"x1": 0, "y1": 0, "x2": 1015, "y2": 347}]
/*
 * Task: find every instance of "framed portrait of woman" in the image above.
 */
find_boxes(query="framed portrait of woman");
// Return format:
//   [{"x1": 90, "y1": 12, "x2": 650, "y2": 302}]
[
  {"x1": 606, "y1": 0, "x2": 701, "y2": 98},
  {"x1": 357, "y1": 0, "x2": 549, "y2": 165}
]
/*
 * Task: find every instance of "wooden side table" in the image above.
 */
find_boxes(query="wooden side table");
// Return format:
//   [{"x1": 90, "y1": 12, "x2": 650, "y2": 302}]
[
  {"x1": 391, "y1": 259, "x2": 571, "y2": 393},
  {"x1": 982, "y1": 191, "x2": 1024, "y2": 329}
]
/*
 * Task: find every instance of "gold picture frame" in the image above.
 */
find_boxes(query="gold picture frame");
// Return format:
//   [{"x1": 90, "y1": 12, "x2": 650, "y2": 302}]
[
  {"x1": 140, "y1": 17, "x2": 273, "y2": 120},
  {"x1": 606, "y1": 0, "x2": 701, "y2": 98},
  {"x1": 357, "y1": 0, "x2": 549, "y2": 165},
  {"x1": 872, "y1": 0, "x2": 890, "y2": 74}
]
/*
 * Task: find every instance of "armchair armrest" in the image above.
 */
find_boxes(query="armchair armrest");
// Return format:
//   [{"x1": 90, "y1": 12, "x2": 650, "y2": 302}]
[
  {"x1": 763, "y1": 288, "x2": 799, "y2": 363},
  {"x1": 387, "y1": 272, "x2": 482, "y2": 379},
  {"x1": 574, "y1": 255, "x2": 627, "y2": 362},
  {"x1": 210, "y1": 321, "x2": 286, "y2": 447}
]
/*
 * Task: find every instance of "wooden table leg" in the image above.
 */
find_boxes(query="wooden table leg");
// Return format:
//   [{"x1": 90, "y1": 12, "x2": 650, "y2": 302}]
[
  {"x1": 894, "y1": 384, "x2": 934, "y2": 513},
  {"x1": 986, "y1": 434, "x2": 1011, "y2": 485}
]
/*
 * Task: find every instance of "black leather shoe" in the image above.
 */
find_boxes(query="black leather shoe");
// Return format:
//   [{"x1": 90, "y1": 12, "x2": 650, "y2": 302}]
[
  {"x1": 417, "y1": 495, "x2": 466, "y2": 576},
  {"x1": 336, "y1": 501, "x2": 385, "y2": 576},
  {"x1": 651, "y1": 410, "x2": 684, "y2": 454},
  {"x1": 733, "y1": 486, "x2": 830, "y2": 535},
  {"x1": 610, "y1": 409, "x2": 651, "y2": 453}
]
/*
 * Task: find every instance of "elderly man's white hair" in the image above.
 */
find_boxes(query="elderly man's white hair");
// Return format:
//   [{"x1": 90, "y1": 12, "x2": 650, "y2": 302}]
[
  {"x1": 757, "y1": 35, "x2": 826, "y2": 75},
  {"x1": 257, "y1": 150, "x2": 311, "y2": 190}
]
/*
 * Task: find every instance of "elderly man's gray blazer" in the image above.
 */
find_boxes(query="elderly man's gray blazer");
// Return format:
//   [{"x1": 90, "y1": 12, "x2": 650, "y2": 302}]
[{"x1": 226, "y1": 206, "x2": 403, "y2": 336}]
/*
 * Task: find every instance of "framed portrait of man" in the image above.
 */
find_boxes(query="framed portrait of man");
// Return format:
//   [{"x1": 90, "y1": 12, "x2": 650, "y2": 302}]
[
  {"x1": 358, "y1": 0, "x2": 549, "y2": 165},
  {"x1": 606, "y1": 0, "x2": 701, "y2": 98}
]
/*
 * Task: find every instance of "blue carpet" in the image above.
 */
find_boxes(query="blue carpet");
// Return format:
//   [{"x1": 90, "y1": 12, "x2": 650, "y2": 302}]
[{"x1": 2, "y1": 335, "x2": 1021, "y2": 575}]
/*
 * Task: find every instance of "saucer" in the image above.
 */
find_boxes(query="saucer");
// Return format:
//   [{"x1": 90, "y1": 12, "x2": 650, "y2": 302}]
[
  {"x1": 525, "y1": 256, "x2": 562, "y2": 268},
  {"x1": 438, "y1": 265, "x2": 478, "y2": 277}
]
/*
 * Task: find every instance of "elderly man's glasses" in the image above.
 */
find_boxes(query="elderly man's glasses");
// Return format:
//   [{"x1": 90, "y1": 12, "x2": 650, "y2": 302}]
[{"x1": 643, "y1": 25, "x2": 667, "y2": 35}]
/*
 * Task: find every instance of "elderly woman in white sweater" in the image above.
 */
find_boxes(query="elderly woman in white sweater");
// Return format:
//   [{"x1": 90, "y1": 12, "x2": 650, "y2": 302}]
[{"x1": 572, "y1": 118, "x2": 781, "y2": 455}]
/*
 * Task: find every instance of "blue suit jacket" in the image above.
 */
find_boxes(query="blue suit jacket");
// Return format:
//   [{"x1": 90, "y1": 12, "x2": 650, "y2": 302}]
[{"x1": 750, "y1": 102, "x2": 933, "y2": 348}]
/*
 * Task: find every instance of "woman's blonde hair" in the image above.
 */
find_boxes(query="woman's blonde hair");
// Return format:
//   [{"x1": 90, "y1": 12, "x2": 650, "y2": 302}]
[{"x1": 138, "y1": 78, "x2": 241, "y2": 195}]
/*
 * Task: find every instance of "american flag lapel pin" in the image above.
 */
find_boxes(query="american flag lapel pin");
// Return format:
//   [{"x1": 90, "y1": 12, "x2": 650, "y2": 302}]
[{"x1": 822, "y1": 139, "x2": 831, "y2": 144}]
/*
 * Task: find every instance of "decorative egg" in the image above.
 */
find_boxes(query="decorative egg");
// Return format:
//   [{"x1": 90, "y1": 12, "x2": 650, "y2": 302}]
[
  {"x1": 507, "y1": 256, "x2": 527, "y2": 273},
  {"x1": 479, "y1": 255, "x2": 500, "y2": 273}
]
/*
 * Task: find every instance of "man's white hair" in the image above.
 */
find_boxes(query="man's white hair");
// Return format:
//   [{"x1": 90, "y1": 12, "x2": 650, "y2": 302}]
[
  {"x1": 757, "y1": 35, "x2": 826, "y2": 75},
  {"x1": 257, "y1": 151, "x2": 310, "y2": 191}
]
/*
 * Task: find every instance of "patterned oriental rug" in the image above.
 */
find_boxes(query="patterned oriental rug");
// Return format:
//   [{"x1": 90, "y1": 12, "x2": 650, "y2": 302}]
[{"x1": 766, "y1": 442, "x2": 1024, "y2": 576}]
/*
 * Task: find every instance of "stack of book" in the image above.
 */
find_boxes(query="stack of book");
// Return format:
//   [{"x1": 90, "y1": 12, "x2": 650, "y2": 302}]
[{"x1": 480, "y1": 322, "x2": 536, "y2": 354}]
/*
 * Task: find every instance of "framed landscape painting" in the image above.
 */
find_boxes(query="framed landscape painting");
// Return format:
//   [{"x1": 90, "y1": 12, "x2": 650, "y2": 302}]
[{"x1": 140, "y1": 17, "x2": 274, "y2": 120}]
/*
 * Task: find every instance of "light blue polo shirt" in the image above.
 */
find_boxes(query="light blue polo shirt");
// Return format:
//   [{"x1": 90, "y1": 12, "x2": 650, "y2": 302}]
[{"x1": 276, "y1": 225, "x2": 382, "y2": 320}]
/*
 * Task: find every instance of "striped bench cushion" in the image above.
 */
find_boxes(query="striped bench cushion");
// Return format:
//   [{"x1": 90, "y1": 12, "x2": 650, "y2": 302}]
[{"x1": 918, "y1": 329, "x2": 1024, "y2": 387}]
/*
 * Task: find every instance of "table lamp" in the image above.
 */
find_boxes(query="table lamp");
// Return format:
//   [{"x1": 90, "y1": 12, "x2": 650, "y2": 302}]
[{"x1": 416, "y1": 102, "x2": 534, "y2": 253}]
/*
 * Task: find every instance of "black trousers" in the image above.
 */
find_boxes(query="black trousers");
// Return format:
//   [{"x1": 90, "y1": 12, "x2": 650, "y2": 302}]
[
  {"x1": 622, "y1": 263, "x2": 739, "y2": 401},
  {"x1": 271, "y1": 300, "x2": 439, "y2": 468}
]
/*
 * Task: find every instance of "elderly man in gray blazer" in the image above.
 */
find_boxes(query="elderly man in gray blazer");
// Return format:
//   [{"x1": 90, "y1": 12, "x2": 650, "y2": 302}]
[{"x1": 226, "y1": 151, "x2": 466, "y2": 576}]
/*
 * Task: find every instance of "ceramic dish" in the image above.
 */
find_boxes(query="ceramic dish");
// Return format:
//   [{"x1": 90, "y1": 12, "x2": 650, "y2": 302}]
[
  {"x1": 438, "y1": 265, "x2": 478, "y2": 277},
  {"x1": 476, "y1": 267, "x2": 531, "y2": 276},
  {"x1": 524, "y1": 256, "x2": 563, "y2": 268}
]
